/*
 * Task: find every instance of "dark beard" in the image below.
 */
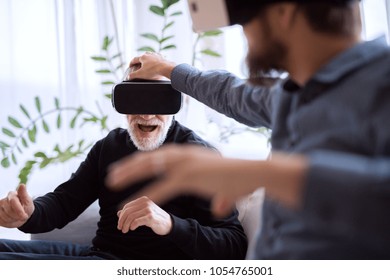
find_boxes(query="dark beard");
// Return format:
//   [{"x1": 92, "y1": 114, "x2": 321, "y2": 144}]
[
  {"x1": 246, "y1": 39, "x2": 287, "y2": 87},
  {"x1": 246, "y1": 17, "x2": 287, "y2": 87}
]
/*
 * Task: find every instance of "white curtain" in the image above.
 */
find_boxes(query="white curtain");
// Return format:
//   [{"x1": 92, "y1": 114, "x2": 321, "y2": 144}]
[
  {"x1": 361, "y1": 0, "x2": 390, "y2": 42},
  {"x1": 0, "y1": 0, "x2": 135, "y2": 199}
]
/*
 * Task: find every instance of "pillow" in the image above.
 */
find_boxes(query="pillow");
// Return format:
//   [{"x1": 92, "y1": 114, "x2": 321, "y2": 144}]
[{"x1": 30, "y1": 202, "x2": 99, "y2": 245}]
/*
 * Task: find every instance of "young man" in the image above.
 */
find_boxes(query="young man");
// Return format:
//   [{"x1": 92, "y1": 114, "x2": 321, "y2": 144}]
[
  {"x1": 0, "y1": 95, "x2": 247, "y2": 259},
  {"x1": 106, "y1": 0, "x2": 390, "y2": 259}
]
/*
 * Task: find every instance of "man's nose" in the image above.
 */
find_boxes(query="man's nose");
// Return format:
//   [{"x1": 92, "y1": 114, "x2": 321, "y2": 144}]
[{"x1": 139, "y1": 115, "x2": 156, "y2": 120}]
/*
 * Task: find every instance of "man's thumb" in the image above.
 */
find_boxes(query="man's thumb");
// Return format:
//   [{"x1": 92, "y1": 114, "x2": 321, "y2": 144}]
[{"x1": 17, "y1": 184, "x2": 30, "y2": 203}]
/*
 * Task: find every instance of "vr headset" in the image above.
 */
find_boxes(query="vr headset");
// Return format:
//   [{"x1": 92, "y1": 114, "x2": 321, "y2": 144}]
[
  {"x1": 187, "y1": 0, "x2": 357, "y2": 32},
  {"x1": 112, "y1": 78, "x2": 182, "y2": 115}
]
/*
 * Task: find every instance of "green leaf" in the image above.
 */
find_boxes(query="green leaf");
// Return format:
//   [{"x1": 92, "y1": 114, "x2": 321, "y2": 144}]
[
  {"x1": 1, "y1": 157, "x2": 10, "y2": 168},
  {"x1": 163, "y1": 21, "x2": 175, "y2": 32},
  {"x1": 115, "y1": 63, "x2": 126, "y2": 70},
  {"x1": 102, "y1": 36, "x2": 113, "y2": 51},
  {"x1": 111, "y1": 53, "x2": 122, "y2": 60},
  {"x1": 16, "y1": 144, "x2": 22, "y2": 153},
  {"x1": 57, "y1": 114, "x2": 62, "y2": 129},
  {"x1": 170, "y1": 11, "x2": 182, "y2": 17},
  {"x1": 28, "y1": 126, "x2": 37, "y2": 143},
  {"x1": 54, "y1": 144, "x2": 61, "y2": 153},
  {"x1": 82, "y1": 116, "x2": 99, "y2": 125},
  {"x1": 140, "y1": 33, "x2": 160, "y2": 43},
  {"x1": 150, "y1": 5, "x2": 165, "y2": 16},
  {"x1": 161, "y1": 0, "x2": 169, "y2": 8},
  {"x1": 0, "y1": 141, "x2": 10, "y2": 148},
  {"x1": 8, "y1": 117, "x2": 23, "y2": 129},
  {"x1": 21, "y1": 137, "x2": 28, "y2": 148},
  {"x1": 160, "y1": 35, "x2": 174, "y2": 44},
  {"x1": 18, "y1": 160, "x2": 37, "y2": 184},
  {"x1": 34, "y1": 152, "x2": 47, "y2": 158},
  {"x1": 95, "y1": 69, "x2": 112, "y2": 74},
  {"x1": 137, "y1": 46, "x2": 156, "y2": 52},
  {"x1": 39, "y1": 158, "x2": 52, "y2": 169},
  {"x1": 78, "y1": 139, "x2": 85, "y2": 149},
  {"x1": 100, "y1": 116, "x2": 108, "y2": 130},
  {"x1": 161, "y1": 44, "x2": 176, "y2": 51},
  {"x1": 2, "y1": 128, "x2": 15, "y2": 138},
  {"x1": 70, "y1": 115, "x2": 78, "y2": 129},
  {"x1": 105, "y1": 94, "x2": 112, "y2": 99},
  {"x1": 11, "y1": 153, "x2": 17, "y2": 165},
  {"x1": 201, "y1": 49, "x2": 222, "y2": 57},
  {"x1": 20, "y1": 104, "x2": 31, "y2": 119},
  {"x1": 202, "y1": 30, "x2": 223, "y2": 37},
  {"x1": 166, "y1": 0, "x2": 180, "y2": 8},
  {"x1": 70, "y1": 108, "x2": 83, "y2": 129},
  {"x1": 54, "y1": 97, "x2": 60, "y2": 109},
  {"x1": 42, "y1": 120, "x2": 50, "y2": 133},
  {"x1": 90, "y1": 56, "x2": 107, "y2": 61},
  {"x1": 102, "y1": 81, "x2": 115, "y2": 85},
  {"x1": 35, "y1": 96, "x2": 42, "y2": 113}
]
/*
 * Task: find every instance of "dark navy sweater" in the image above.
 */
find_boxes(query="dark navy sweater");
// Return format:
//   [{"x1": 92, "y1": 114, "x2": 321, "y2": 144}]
[{"x1": 19, "y1": 121, "x2": 247, "y2": 259}]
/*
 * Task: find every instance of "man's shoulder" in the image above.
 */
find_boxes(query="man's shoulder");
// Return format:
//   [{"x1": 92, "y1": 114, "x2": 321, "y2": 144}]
[
  {"x1": 93, "y1": 128, "x2": 130, "y2": 150},
  {"x1": 168, "y1": 121, "x2": 215, "y2": 150}
]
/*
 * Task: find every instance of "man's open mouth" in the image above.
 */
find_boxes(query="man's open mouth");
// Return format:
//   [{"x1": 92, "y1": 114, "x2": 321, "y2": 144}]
[{"x1": 138, "y1": 124, "x2": 158, "y2": 132}]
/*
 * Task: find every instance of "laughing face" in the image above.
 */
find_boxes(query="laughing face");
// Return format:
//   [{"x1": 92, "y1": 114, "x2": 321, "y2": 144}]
[{"x1": 127, "y1": 114, "x2": 173, "y2": 151}]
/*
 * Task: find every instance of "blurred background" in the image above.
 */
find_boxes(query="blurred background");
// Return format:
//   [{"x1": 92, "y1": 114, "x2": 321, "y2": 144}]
[{"x1": 0, "y1": 0, "x2": 389, "y2": 239}]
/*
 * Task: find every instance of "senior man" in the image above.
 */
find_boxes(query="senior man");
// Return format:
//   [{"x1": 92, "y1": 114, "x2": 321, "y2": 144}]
[{"x1": 0, "y1": 74, "x2": 247, "y2": 259}]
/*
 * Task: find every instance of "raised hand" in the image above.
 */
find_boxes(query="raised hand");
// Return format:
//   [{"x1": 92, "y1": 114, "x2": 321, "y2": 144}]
[
  {"x1": 0, "y1": 184, "x2": 34, "y2": 228},
  {"x1": 107, "y1": 145, "x2": 307, "y2": 217},
  {"x1": 127, "y1": 52, "x2": 176, "y2": 80}
]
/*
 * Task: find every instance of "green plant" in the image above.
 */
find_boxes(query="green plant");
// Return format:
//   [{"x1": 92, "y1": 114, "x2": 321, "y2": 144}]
[
  {"x1": 0, "y1": 96, "x2": 109, "y2": 183},
  {"x1": 91, "y1": 35, "x2": 125, "y2": 100},
  {"x1": 0, "y1": 0, "x2": 185, "y2": 185},
  {"x1": 0, "y1": 2, "x2": 122, "y2": 184},
  {"x1": 191, "y1": 30, "x2": 223, "y2": 66},
  {"x1": 137, "y1": 0, "x2": 182, "y2": 53}
]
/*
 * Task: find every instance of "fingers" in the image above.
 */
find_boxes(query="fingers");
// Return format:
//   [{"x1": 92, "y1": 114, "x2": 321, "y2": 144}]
[
  {"x1": 119, "y1": 208, "x2": 149, "y2": 233},
  {"x1": 131, "y1": 178, "x2": 183, "y2": 207},
  {"x1": 117, "y1": 198, "x2": 147, "y2": 232},
  {"x1": 16, "y1": 184, "x2": 31, "y2": 206},
  {"x1": 117, "y1": 195, "x2": 172, "y2": 235},
  {"x1": 211, "y1": 195, "x2": 236, "y2": 218},
  {"x1": 0, "y1": 193, "x2": 27, "y2": 227},
  {"x1": 117, "y1": 196, "x2": 155, "y2": 233},
  {"x1": 8, "y1": 194, "x2": 28, "y2": 220},
  {"x1": 106, "y1": 152, "x2": 157, "y2": 189},
  {"x1": 127, "y1": 52, "x2": 173, "y2": 80},
  {"x1": 106, "y1": 146, "x2": 175, "y2": 190},
  {"x1": 129, "y1": 56, "x2": 141, "y2": 67}
]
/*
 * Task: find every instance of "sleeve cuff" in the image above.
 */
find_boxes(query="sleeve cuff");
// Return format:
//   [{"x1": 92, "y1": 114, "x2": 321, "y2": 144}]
[{"x1": 165, "y1": 214, "x2": 193, "y2": 247}]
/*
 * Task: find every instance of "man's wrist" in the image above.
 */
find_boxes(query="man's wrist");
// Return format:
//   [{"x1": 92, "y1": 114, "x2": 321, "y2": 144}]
[{"x1": 161, "y1": 62, "x2": 176, "y2": 79}]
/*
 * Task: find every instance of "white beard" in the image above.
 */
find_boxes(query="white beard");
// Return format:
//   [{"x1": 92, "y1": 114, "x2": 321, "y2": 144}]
[{"x1": 127, "y1": 116, "x2": 173, "y2": 151}]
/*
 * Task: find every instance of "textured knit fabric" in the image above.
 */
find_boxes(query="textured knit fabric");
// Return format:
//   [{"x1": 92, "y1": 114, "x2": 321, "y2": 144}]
[{"x1": 18, "y1": 121, "x2": 247, "y2": 259}]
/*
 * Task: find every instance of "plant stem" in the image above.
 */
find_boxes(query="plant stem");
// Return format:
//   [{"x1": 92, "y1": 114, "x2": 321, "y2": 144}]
[
  {"x1": 106, "y1": 48, "x2": 120, "y2": 81},
  {"x1": 159, "y1": 12, "x2": 168, "y2": 52},
  {"x1": 6, "y1": 106, "x2": 108, "y2": 159},
  {"x1": 192, "y1": 33, "x2": 201, "y2": 66}
]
